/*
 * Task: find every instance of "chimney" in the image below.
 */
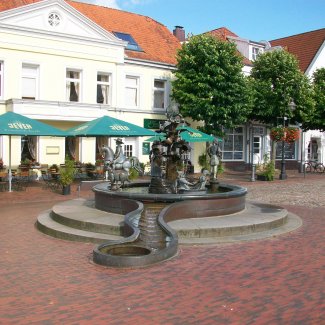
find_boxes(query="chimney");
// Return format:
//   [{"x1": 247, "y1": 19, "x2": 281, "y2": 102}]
[{"x1": 173, "y1": 26, "x2": 185, "y2": 42}]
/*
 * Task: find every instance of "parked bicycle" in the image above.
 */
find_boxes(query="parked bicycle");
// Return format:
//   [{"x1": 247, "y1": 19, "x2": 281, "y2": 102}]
[{"x1": 304, "y1": 160, "x2": 325, "y2": 173}]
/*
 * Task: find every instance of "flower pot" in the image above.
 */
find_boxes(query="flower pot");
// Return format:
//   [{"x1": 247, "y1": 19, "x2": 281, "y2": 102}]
[
  {"x1": 257, "y1": 174, "x2": 271, "y2": 181},
  {"x1": 62, "y1": 185, "x2": 71, "y2": 195}
]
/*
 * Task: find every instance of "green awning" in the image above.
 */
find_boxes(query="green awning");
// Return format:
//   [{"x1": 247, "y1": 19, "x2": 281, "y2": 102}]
[
  {"x1": 66, "y1": 115, "x2": 156, "y2": 137},
  {"x1": 146, "y1": 133, "x2": 166, "y2": 142},
  {"x1": 147, "y1": 127, "x2": 222, "y2": 143},
  {"x1": 0, "y1": 111, "x2": 67, "y2": 192},
  {"x1": 177, "y1": 126, "x2": 218, "y2": 142},
  {"x1": 0, "y1": 111, "x2": 67, "y2": 136}
]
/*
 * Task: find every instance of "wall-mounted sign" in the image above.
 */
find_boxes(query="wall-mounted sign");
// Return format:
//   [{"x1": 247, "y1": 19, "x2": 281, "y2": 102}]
[
  {"x1": 46, "y1": 146, "x2": 60, "y2": 154},
  {"x1": 143, "y1": 119, "x2": 165, "y2": 129},
  {"x1": 142, "y1": 142, "x2": 150, "y2": 155}
]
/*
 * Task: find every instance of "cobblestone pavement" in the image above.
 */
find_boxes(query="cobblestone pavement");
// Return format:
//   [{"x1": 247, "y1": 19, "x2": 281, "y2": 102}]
[
  {"x1": 0, "y1": 173, "x2": 324, "y2": 324},
  {"x1": 221, "y1": 171, "x2": 325, "y2": 208}
]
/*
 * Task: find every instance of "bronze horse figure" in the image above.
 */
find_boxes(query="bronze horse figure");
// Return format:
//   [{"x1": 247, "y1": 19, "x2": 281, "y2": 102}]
[{"x1": 101, "y1": 146, "x2": 142, "y2": 173}]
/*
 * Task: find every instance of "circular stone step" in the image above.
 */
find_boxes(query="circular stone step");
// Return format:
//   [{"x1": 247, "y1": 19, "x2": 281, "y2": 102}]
[{"x1": 37, "y1": 199, "x2": 302, "y2": 245}]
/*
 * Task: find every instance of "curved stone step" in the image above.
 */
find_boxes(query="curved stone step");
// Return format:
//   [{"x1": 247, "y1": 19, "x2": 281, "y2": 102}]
[
  {"x1": 51, "y1": 198, "x2": 124, "y2": 235},
  {"x1": 36, "y1": 210, "x2": 123, "y2": 244},
  {"x1": 178, "y1": 212, "x2": 302, "y2": 244},
  {"x1": 36, "y1": 199, "x2": 302, "y2": 245},
  {"x1": 168, "y1": 202, "x2": 288, "y2": 239}
]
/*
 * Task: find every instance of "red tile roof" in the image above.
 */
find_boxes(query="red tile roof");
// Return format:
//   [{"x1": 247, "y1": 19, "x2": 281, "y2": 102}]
[
  {"x1": 0, "y1": 0, "x2": 181, "y2": 65},
  {"x1": 204, "y1": 27, "x2": 252, "y2": 66},
  {"x1": 270, "y1": 28, "x2": 325, "y2": 73},
  {"x1": 206, "y1": 27, "x2": 239, "y2": 41}
]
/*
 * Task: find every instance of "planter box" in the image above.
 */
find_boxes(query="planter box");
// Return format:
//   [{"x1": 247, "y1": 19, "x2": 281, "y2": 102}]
[{"x1": 257, "y1": 174, "x2": 271, "y2": 181}]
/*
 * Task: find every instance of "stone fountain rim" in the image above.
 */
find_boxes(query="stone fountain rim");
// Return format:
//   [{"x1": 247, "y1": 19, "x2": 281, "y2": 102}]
[{"x1": 93, "y1": 181, "x2": 247, "y2": 202}]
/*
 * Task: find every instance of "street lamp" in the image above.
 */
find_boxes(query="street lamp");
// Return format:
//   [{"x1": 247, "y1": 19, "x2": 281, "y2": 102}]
[{"x1": 279, "y1": 99, "x2": 296, "y2": 180}]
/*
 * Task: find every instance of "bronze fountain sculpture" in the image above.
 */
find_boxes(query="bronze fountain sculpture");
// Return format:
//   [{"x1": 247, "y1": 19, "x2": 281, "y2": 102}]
[{"x1": 92, "y1": 108, "x2": 247, "y2": 267}]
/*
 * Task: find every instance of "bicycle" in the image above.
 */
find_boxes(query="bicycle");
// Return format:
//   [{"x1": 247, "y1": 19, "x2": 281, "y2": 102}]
[{"x1": 304, "y1": 160, "x2": 325, "y2": 173}]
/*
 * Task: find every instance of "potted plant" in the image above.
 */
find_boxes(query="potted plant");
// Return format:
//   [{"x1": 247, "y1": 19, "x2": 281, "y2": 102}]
[
  {"x1": 198, "y1": 153, "x2": 210, "y2": 173},
  {"x1": 49, "y1": 164, "x2": 59, "y2": 173},
  {"x1": 85, "y1": 162, "x2": 96, "y2": 177},
  {"x1": 270, "y1": 127, "x2": 300, "y2": 143},
  {"x1": 0, "y1": 158, "x2": 4, "y2": 170},
  {"x1": 129, "y1": 167, "x2": 139, "y2": 180},
  {"x1": 256, "y1": 154, "x2": 276, "y2": 181},
  {"x1": 59, "y1": 157, "x2": 77, "y2": 195},
  {"x1": 20, "y1": 158, "x2": 32, "y2": 171}
]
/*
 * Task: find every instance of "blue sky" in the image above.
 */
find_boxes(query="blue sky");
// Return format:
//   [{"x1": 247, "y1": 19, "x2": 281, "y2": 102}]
[{"x1": 77, "y1": 0, "x2": 325, "y2": 41}]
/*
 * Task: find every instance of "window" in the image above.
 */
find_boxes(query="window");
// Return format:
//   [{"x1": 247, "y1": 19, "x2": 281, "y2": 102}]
[
  {"x1": 153, "y1": 79, "x2": 166, "y2": 109},
  {"x1": 66, "y1": 69, "x2": 81, "y2": 102},
  {"x1": 48, "y1": 12, "x2": 61, "y2": 27},
  {"x1": 97, "y1": 73, "x2": 111, "y2": 104},
  {"x1": 22, "y1": 64, "x2": 39, "y2": 100},
  {"x1": 21, "y1": 136, "x2": 37, "y2": 161},
  {"x1": 221, "y1": 127, "x2": 244, "y2": 160},
  {"x1": 125, "y1": 76, "x2": 139, "y2": 107},
  {"x1": 124, "y1": 144, "x2": 133, "y2": 157},
  {"x1": 121, "y1": 138, "x2": 136, "y2": 158},
  {"x1": 252, "y1": 47, "x2": 261, "y2": 61},
  {"x1": 276, "y1": 142, "x2": 296, "y2": 160},
  {"x1": 113, "y1": 32, "x2": 142, "y2": 52},
  {"x1": 0, "y1": 61, "x2": 3, "y2": 99}
]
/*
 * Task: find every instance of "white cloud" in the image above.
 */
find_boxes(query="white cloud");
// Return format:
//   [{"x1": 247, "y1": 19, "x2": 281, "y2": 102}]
[{"x1": 75, "y1": 0, "x2": 120, "y2": 9}]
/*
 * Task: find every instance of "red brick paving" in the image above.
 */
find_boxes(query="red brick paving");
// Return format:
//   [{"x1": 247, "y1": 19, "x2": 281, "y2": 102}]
[{"x1": 0, "y1": 176, "x2": 324, "y2": 324}]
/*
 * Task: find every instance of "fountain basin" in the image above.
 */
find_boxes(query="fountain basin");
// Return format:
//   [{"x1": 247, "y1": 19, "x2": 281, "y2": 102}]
[
  {"x1": 93, "y1": 181, "x2": 247, "y2": 217},
  {"x1": 92, "y1": 181, "x2": 247, "y2": 268}
]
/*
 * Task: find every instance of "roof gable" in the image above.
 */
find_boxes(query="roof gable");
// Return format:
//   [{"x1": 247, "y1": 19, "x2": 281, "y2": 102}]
[
  {"x1": 68, "y1": 1, "x2": 180, "y2": 65},
  {"x1": 0, "y1": 0, "x2": 181, "y2": 65},
  {"x1": 204, "y1": 27, "x2": 252, "y2": 66},
  {"x1": 206, "y1": 27, "x2": 239, "y2": 40},
  {"x1": 270, "y1": 28, "x2": 325, "y2": 73},
  {"x1": 0, "y1": 0, "x2": 124, "y2": 45}
]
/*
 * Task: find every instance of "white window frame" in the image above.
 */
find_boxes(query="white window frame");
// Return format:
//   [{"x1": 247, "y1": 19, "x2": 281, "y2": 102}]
[
  {"x1": 252, "y1": 47, "x2": 262, "y2": 61},
  {"x1": 0, "y1": 61, "x2": 3, "y2": 99},
  {"x1": 125, "y1": 75, "x2": 139, "y2": 108},
  {"x1": 22, "y1": 63, "x2": 39, "y2": 100},
  {"x1": 153, "y1": 79, "x2": 167, "y2": 110},
  {"x1": 97, "y1": 72, "x2": 111, "y2": 105},
  {"x1": 66, "y1": 68, "x2": 81, "y2": 102},
  {"x1": 222, "y1": 127, "x2": 245, "y2": 161},
  {"x1": 123, "y1": 137, "x2": 136, "y2": 157}
]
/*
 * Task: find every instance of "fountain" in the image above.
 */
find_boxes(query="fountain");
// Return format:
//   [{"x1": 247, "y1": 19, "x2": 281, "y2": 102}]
[
  {"x1": 92, "y1": 108, "x2": 248, "y2": 267},
  {"x1": 35, "y1": 107, "x2": 301, "y2": 267}
]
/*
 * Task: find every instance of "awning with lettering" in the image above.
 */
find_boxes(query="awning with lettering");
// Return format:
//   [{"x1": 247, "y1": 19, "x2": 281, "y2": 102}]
[
  {"x1": 0, "y1": 111, "x2": 67, "y2": 192},
  {"x1": 66, "y1": 115, "x2": 156, "y2": 137}
]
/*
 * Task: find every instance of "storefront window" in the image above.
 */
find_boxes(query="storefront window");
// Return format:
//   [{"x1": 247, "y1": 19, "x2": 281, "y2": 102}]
[
  {"x1": 221, "y1": 127, "x2": 244, "y2": 160},
  {"x1": 275, "y1": 142, "x2": 297, "y2": 160}
]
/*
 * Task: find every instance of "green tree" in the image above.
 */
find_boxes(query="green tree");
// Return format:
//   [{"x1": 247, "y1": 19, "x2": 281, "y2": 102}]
[
  {"x1": 249, "y1": 49, "x2": 315, "y2": 128},
  {"x1": 171, "y1": 34, "x2": 252, "y2": 135},
  {"x1": 307, "y1": 68, "x2": 325, "y2": 131}
]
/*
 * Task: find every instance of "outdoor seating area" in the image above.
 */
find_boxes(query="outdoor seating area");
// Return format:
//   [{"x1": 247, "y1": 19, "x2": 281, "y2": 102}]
[{"x1": 0, "y1": 163, "x2": 106, "y2": 193}]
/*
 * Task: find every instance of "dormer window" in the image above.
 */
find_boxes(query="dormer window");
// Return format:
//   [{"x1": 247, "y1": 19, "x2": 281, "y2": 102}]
[
  {"x1": 252, "y1": 47, "x2": 262, "y2": 61},
  {"x1": 113, "y1": 32, "x2": 143, "y2": 52},
  {"x1": 48, "y1": 12, "x2": 61, "y2": 27}
]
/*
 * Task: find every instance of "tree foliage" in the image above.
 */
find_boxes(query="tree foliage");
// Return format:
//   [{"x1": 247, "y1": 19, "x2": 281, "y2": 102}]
[
  {"x1": 249, "y1": 49, "x2": 315, "y2": 128},
  {"x1": 171, "y1": 34, "x2": 252, "y2": 135},
  {"x1": 307, "y1": 68, "x2": 325, "y2": 131}
]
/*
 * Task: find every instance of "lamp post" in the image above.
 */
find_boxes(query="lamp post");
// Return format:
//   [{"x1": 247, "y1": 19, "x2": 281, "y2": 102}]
[
  {"x1": 250, "y1": 123, "x2": 256, "y2": 182},
  {"x1": 279, "y1": 99, "x2": 296, "y2": 180}
]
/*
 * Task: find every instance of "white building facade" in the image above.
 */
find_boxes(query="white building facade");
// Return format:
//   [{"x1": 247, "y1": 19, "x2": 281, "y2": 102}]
[{"x1": 0, "y1": 0, "x2": 179, "y2": 169}]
